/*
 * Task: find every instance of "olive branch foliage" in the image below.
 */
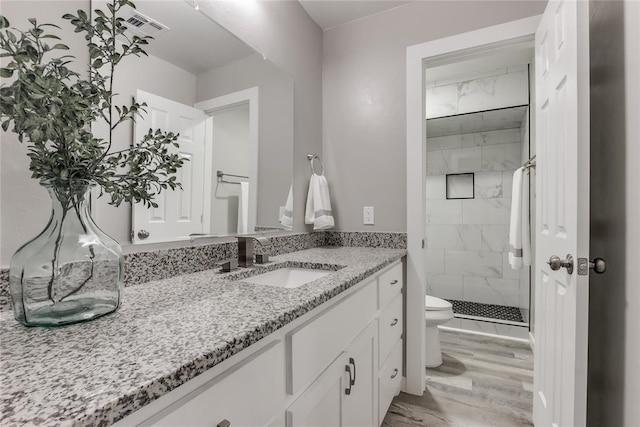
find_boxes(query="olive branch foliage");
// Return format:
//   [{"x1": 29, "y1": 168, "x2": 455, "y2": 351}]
[{"x1": 0, "y1": 0, "x2": 185, "y2": 209}]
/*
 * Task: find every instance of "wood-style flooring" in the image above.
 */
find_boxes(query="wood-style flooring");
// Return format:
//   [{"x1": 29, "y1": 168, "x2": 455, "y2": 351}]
[{"x1": 382, "y1": 330, "x2": 534, "y2": 426}]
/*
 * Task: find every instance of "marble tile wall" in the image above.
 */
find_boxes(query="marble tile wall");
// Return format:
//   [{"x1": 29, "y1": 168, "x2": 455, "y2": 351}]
[
  {"x1": 426, "y1": 128, "x2": 523, "y2": 309},
  {"x1": 425, "y1": 66, "x2": 529, "y2": 119}
]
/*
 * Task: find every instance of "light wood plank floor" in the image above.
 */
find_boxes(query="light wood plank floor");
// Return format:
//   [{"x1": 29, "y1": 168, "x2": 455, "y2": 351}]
[{"x1": 382, "y1": 330, "x2": 534, "y2": 426}]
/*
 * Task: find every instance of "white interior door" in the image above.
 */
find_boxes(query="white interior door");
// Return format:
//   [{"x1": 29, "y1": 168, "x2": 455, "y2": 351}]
[
  {"x1": 133, "y1": 90, "x2": 207, "y2": 244},
  {"x1": 533, "y1": 1, "x2": 590, "y2": 425}
]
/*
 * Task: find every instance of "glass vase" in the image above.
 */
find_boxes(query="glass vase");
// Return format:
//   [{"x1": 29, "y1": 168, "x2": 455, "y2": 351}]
[{"x1": 9, "y1": 179, "x2": 123, "y2": 327}]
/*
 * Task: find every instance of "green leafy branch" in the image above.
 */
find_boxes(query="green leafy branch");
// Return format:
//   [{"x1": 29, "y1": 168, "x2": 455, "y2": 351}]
[{"x1": 0, "y1": 0, "x2": 185, "y2": 208}]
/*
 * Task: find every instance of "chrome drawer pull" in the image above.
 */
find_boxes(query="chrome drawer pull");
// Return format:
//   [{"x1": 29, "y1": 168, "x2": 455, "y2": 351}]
[
  {"x1": 349, "y1": 357, "x2": 356, "y2": 386},
  {"x1": 391, "y1": 368, "x2": 399, "y2": 379},
  {"x1": 390, "y1": 279, "x2": 398, "y2": 285},
  {"x1": 390, "y1": 318, "x2": 398, "y2": 327},
  {"x1": 217, "y1": 420, "x2": 230, "y2": 427},
  {"x1": 345, "y1": 365, "x2": 353, "y2": 395}
]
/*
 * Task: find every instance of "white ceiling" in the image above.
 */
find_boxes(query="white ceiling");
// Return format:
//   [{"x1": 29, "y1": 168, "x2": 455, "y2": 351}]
[{"x1": 299, "y1": 0, "x2": 412, "y2": 30}]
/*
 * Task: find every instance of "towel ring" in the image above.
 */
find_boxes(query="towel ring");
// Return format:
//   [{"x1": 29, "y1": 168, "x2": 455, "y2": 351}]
[{"x1": 307, "y1": 154, "x2": 324, "y2": 175}]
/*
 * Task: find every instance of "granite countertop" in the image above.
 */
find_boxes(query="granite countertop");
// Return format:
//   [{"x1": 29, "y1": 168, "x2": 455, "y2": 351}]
[{"x1": 0, "y1": 246, "x2": 406, "y2": 426}]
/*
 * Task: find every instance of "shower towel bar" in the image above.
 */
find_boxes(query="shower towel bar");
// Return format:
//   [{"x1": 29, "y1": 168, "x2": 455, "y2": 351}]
[
  {"x1": 217, "y1": 170, "x2": 249, "y2": 184},
  {"x1": 523, "y1": 155, "x2": 536, "y2": 169}
]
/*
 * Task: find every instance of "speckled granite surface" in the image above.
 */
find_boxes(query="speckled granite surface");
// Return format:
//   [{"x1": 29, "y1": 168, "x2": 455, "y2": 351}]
[
  {"x1": 0, "y1": 232, "x2": 405, "y2": 309},
  {"x1": 0, "y1": 269, "x2": 9, "y2": 311},
  {"x1": 0, "y1": 246, "x2": 405, "y2": 426},
  {"x1": 324, "y1": 231, "x2": 407, "y2": 248}
]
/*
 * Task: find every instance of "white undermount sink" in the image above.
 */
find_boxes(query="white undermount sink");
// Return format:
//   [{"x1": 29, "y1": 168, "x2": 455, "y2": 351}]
[{"x1": 242, "y1": 267, "x2": 332, "y2": 288}]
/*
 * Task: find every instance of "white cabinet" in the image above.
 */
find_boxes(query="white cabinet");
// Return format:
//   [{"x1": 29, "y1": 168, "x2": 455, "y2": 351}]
[
  {"x1": 139, "y1": 341, "x2": 285, "y2": 427},
  {"x1": 342, "y1": 322, "x2": 377, "y2": 427},
  {"x1": 285, "y1": 353, "x2": 347, "y2": 427},
  {"x1": 375, "y1": 262, "x2": 404, "y2": 426},
  {"x1": 378, "y1": 339, "x2": 403, "y2": 424},
  {"x1": 287, "y1": 322, "x2": 377, "y2": 427},
  {"x1": 287, "y1": 279, "x2": 377, "y2": 395},
  {"x1": 117, "y1": 259, "x2": 405, "y2": 427}
]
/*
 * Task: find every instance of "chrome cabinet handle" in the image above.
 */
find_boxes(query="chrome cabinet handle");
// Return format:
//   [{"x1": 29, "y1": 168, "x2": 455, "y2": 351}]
[
  {"x1": 390, "y1": 279, "x2": 398, "y2": 285},
  {"x1": 548, "y1": 254, "x2": 574, "y2": 274},
  {"x1": 345, "y1": 365, "x2": 353, "y2": 395},
  {"x1": 349, "y1": 357, "x2": 356, "y2": 386},
  {"x1": 137, "y1": 229, "x2": 150, "y2": 240},
  {"x1": 391, "y1": 368, "x2": 399, "y2": 379},
  {"x1": 390, "y1": 318, "x2": 399, "y2": 326},
  {"x1": 217, "y1": 420, "x2": 230, "y2": 427}
]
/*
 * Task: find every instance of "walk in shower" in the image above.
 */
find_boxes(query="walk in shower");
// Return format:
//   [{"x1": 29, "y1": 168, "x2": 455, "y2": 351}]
[{"x1": 424, "y1": 62, "x2": 535, "y2": 339}]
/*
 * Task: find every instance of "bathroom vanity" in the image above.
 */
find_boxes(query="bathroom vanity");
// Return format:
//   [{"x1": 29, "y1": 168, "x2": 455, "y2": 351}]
[{"x1": 0, "y1": 246, "x2": 405, "y2": 426}]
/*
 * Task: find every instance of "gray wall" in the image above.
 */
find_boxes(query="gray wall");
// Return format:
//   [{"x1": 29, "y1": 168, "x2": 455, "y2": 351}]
[
  {"x1": 209, "y1": 104, "x2": 251, "y2": 235},
  {"x1": 198, "y1": 1, "x2": 323, "y2": 234},
  {"x1": 197, "y1": 53, "x2": 294, "y2": 229},
  {"x1": 322, "y1": 1, "x2": 546, "y2": 231},
  {"x1": 0, "y1": 0, "x2": 322, "y2": 266},
  {"x1": 92, "y1": 51, "x2": 198, "y2": 244},
  {"x1": 587, "y1": 1, "x2": 640, "y2": 425},
  {"x1": 0, "y1": 1, "x2": 91, "y2": 266}
]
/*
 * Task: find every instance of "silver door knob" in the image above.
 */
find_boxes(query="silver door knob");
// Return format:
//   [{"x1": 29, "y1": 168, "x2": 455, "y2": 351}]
[
  {"x1": 548, "y1": 254, "x2": 574, "y2": 274},
  {"x1": 137, "y1": 229, "x2": 150, "y2": 240}
]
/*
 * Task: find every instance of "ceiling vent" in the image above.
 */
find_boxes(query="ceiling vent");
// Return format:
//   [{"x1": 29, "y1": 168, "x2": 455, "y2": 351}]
[{"x1": 121, "y1": 9, "x2": 169, "y2": 38}]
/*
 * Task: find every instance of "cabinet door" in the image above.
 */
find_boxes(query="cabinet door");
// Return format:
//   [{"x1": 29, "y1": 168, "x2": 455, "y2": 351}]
[
  {"x1": 286, "y1": 353, "x2": 347, "y2": 427},
  {"x1": 343, "y1": 322, "x2": 377, "y2": 427},
  {"x1": 147, "y1": 341, "x2": 285, "y2": 427}
]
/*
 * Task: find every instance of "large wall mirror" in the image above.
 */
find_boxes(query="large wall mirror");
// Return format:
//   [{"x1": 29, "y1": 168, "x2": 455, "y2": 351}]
[{"x1": 91, "y1": 0, "x2": 294, "y2": 245}]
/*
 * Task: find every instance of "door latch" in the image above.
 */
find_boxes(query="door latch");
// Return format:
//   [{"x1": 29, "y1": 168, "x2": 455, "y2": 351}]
[{"x1": 577, "y1": 257, "x2": 606, "y2": 275}]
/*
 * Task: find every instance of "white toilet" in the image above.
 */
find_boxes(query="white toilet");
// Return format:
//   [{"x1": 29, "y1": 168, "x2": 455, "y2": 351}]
[{"x1": 425, "y1": 295, "x2": 454, "y2": 368}]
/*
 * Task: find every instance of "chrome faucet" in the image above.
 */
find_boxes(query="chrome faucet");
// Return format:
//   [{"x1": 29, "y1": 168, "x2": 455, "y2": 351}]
[{"x1": 236, "y1": 236, "x2": 270, "y2": 267}]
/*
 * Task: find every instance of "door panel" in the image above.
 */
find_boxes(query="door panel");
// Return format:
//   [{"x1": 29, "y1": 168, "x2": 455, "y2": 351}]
[
  {"x1": 133, "y1": 90, "x2": 206, "y2": 243},
  {"x1": 286, "y1": 353, "x2": 347, "y2": 427},
  {"x1": 343, "y1": 323, "x2": 376, "y2": 427},
  {"x1": 533, "y1": 1, "x2": 590, "y2": 425}
]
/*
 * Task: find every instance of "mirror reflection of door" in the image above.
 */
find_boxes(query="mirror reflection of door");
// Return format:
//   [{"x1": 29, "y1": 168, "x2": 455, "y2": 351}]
[
  {"x1": 132, "y1": 90, "x2": 207, "y2": 244},
  {"x1": 89, "y1": 0, "x2": 294, "y2": 245}
]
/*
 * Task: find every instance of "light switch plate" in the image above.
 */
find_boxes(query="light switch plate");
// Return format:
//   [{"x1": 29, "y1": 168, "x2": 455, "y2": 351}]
[{"x1": 363, "y1": 206, "x2": 374, "y2": 225}]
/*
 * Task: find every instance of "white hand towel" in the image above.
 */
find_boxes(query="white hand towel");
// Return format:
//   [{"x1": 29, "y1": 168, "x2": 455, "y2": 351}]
[
  {"x1": 305, "y1": 174, "x2": 335, "y2": 230},
  {"x1": 509, "y1": 167, "x2": 531, "y2": 269},
  {"x1": 237, "y1": 181, "x2": 249, "y2": 234},
  {"x1": 521, "y1": 168, "x2": 531, "y2": 266},
  {"x1": 279, "y1": 185, "x2": 293, "y2": 230}
]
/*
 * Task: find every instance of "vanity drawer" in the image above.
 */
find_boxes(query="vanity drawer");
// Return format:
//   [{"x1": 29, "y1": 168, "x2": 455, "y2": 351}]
[
  {"x1": 378, "y1": 293, "x2": 403, "y2": 369},
  {"x1": 146, "y1": 341, "x2": 285, "y2": 427},
  {"x1": 378, "y1": 339, "x2": 403, "y2": 426},
  {"x1": 287, "y1": 279, "x2": 377, "y2": 395},
  {"x1": 378, "y1": 262, "x2": 402, "y2": 310}
]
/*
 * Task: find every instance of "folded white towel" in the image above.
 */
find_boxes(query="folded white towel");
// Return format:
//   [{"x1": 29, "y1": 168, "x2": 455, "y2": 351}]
[
  {"x1": 509, "y1": 167, "x2": 531, "y2": 269},
  {"x1": 305, "y1": 173, "x2": 334, "y2": 230},
  {"x1": 280, "y1": 185, "x2": 293, "y2": 230},
  {"x1": 237, "y1": 181, "x2": 249, "y2": 234}
]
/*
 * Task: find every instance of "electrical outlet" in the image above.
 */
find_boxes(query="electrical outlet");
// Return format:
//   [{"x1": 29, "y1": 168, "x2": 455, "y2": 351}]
[{"x1": 363, "y1": 206, "x2": 374, "y2": 225}]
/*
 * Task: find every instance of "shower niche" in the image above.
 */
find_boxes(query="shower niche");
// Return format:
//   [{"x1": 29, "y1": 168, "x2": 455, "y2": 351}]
[{"x1": 424, "y1": 62, "x2": 535, "y2": 339}]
